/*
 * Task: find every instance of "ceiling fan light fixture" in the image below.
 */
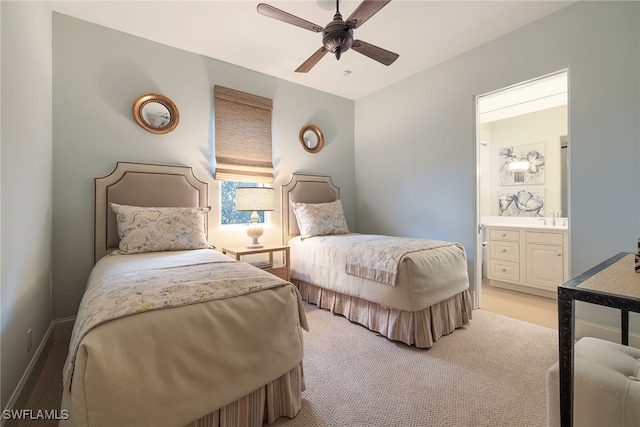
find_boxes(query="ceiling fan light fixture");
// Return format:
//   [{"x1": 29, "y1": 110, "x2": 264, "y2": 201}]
[
  {"x1": 322, "y1": 14, "x2": 353, "y2": 60},
  {"x1": 257, "y1": 0, "x2": 398, "y2": 72},
  {"x1": 324, "y1": 39, "x2": 351, "y2": 60}
]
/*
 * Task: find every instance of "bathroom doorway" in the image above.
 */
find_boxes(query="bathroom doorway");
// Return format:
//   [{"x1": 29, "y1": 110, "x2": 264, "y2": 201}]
[{"x1": 475, "y1": 70, "x2": 569, "y2": 324}]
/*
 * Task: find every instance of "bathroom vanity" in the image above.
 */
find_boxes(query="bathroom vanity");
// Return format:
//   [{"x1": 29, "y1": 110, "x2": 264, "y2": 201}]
[{"x1": 484, "y1": 222, "x2": 568, "y2": 299}]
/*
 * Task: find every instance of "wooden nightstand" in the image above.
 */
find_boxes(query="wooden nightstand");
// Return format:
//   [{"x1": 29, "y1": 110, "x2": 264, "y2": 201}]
[{"x1": 221, "y1": 245, "x2": 290, "y2": 281}]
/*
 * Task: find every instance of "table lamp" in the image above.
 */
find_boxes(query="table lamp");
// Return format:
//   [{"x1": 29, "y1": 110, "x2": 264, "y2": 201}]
[{"x1": 235, "y1": 187, "x2": 275, "y2": 248}]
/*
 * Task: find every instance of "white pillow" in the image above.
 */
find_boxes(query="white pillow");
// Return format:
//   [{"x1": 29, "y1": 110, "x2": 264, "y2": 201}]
[
  {"x1": 110, "y1": 203, "x2": 212, "y2": 254},
  {"x1": 291, "y1": 199, "x2": 350, "y2": 239}
]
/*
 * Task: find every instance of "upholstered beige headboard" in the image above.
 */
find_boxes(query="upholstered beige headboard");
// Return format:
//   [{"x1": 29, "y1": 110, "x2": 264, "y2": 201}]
[
  {"x1": 94, "y1": 162, "x2": 208, "y2": 263},
  {"x1": 281, "y1": 173, "x2": 340, "y2": 244}
]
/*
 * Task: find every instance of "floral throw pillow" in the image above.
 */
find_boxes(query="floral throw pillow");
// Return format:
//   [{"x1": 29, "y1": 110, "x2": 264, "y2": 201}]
[
  {"x1": 110, "y1": 203, "x2": 212, "y2": 254},
  {"x1": 291, "y1": 199, "x2": 350, "y2": 239}
]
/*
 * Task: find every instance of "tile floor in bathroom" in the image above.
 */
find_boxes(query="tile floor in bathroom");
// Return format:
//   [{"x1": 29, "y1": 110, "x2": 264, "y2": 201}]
[{"x1": 481, "y1": 278, "x2": 558, "y2": 330}]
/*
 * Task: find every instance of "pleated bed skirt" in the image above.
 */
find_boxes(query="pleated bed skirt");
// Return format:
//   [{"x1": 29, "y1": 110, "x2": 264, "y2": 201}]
[
  {"x1": 183, "y1": 362, "x2": 304, "y2": 427},
  {"x1": 293, "y1": 278, "x2": 472, "y2": 348}
]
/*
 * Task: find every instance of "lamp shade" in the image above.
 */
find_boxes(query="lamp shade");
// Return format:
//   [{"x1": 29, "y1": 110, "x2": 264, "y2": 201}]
[{"x1": 235, "y1": 187, "x2": 275, "y2": 212}]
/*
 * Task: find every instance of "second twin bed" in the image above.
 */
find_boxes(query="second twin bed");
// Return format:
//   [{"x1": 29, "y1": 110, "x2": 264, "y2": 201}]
[{"x1": 283, "y1": 173, "x2": 472, "y2": 349}]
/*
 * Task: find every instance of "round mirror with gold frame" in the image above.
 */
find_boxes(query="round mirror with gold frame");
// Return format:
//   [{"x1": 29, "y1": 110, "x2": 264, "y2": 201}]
[
  {"x1": 299, "y1": 124, "x2": 324, "y2": 153},
  {"x1": 133, "y1": 93, "x2": 180, "y2": 134}
]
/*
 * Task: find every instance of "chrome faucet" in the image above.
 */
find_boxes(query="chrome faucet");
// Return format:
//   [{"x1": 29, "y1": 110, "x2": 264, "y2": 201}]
[{"x1": 551, "y1": 209, "x2": 557, "y2": 226}]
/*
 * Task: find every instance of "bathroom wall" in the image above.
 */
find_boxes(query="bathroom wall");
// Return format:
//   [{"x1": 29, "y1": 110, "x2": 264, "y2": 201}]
[{"x1": 481, "y1": 105, "x2": 568, "y2": 218}]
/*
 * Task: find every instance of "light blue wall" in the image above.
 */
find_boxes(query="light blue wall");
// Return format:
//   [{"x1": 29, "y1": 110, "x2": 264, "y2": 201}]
[
  {"x1": 354, "y1": 1, "x2": 640, "y2": 327},
  {"x1": 3, "y1": 0, "x2": 639, "y2": 408},
  {"x1": 52, "y1": 14, "x2": 355, "y2": 319},
  {"x1": 1, "y1": 1, "x2": 53, "y2": 410}
]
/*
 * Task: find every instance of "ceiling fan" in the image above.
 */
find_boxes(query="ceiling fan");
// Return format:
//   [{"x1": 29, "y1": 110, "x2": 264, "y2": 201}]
[{"x1": 257, "y1": 0, "x2": 399, "y2": 73}]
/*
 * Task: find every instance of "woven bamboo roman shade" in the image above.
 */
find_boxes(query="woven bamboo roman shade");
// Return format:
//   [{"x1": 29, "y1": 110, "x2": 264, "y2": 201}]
[{"x1": 214, "y1": 85, "x2": 274, "y2": 183}]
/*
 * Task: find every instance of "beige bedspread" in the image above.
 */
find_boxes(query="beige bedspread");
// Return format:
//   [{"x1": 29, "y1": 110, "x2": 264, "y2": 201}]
[
  {"x1": 289, "y1": 233, "x2": 469, "y2": 312},
  {"x1": 343, "y1": 234, "x2": 463, "y2": 285},
  {"x1": 64, "y1": 249, "x2": 307, "y2": 427}
]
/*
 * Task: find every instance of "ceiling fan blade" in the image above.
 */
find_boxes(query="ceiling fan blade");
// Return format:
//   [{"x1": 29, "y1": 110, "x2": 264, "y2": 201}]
[
  {"x1": 295, "y1": 47, "x2": 329, "y2": 73},
  {"x1": 257, "y1": 3, "x2": 324, "y2": 33},
  {"x1": 346, "y1": 0, "x2": 391, "y2": 29},
  {"x1": 352, "y1": 40, "x2": 399, "y2": 66}
]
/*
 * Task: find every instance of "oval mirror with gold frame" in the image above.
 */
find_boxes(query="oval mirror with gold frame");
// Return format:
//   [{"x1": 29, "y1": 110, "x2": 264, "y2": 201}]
[
  {"x1": 133, "y1": 93, "x2": 180, "y2": 134},
  {"x1": 299, "y1": 124, "x2": 324, "y2": 153}
]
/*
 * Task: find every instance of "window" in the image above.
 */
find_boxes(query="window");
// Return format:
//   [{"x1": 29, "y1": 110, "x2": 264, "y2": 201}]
[
  {"x1": 213, "y1": 86, "x2": 274, "y2": 183},
  {"x1": 220, "y1": 181, "x2": 266, "y2": 226},
  {"x1": 213, "y1": 86, "x2": 274, "y2": 226}
]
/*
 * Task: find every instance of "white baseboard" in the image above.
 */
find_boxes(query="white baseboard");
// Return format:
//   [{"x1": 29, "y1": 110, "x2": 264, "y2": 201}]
[
  {"x1": 1, "y1": 317, "x2": 75, "y2": 427},
  {"x1": 1, "y1": 322, "x2": 54, "y2": 427},
  {"x1": 576, "y1": 318, "x2": 640, "y2": 347}
]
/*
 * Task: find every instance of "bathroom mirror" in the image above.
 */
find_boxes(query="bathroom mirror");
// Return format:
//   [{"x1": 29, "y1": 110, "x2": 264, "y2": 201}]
[
  {"x1": 299, "y1": 124, "x2": 324, "y2": 153},
  {"x1": 477, "y1": 71, "x2": 568, "y2": 219},
  {"x1": 132, "y1": 93, "x2": 179, "y2": 134}
]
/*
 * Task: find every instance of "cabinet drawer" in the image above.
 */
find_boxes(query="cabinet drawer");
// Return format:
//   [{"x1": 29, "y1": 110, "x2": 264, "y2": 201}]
[
  {"x1": 489, "y1": 259, "x2": 520, "y2": 282},
  {"x1": 489, "y1": 241, "x2": 520, "y2": 262},
  {"x1": 526, "y1": 231, "x2": 564, "y2": 245},
  {"x1": 488, "y1": 229, "x2": 520, "y2": 241}
]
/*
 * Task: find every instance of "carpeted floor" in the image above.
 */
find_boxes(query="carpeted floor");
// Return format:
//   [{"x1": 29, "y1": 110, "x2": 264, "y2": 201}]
[
  {"x1": 274, "y1": 304, "x2": 557, "y2": 427},
  {"x1": 14, "y1": 303, "x2": 558, "y2": 427},
  {"x1": 11, "y1": 336, "x2": 70, "y2": 427}
]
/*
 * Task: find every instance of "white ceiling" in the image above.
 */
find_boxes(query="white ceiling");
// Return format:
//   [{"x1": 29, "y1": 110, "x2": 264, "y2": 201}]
[{"x1": 50, "y1": 0, "x2": 575, "y2": 100}]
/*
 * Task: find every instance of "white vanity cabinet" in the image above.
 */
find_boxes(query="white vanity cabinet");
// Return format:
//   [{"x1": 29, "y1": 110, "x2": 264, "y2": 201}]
[
  {"x1": 485, "y1": 224, "x2": 568, "y2": 298},
  {"x1": 488, "y1": 228, "x2": 520, "y2": 283}
]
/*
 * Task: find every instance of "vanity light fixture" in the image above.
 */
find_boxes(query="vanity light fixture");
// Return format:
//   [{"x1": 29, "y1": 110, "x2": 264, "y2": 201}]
[
  {"x1": 235, "y1": 187, "x2": 275, "y2": 248},
  {"x1": 509, "y1": 160, "x2": 529, "y2": 183}
]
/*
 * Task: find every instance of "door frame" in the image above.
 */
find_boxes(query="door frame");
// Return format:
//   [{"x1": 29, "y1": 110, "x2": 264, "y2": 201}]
[{"x1": 474, "y1": 69, "x2": 569, "y2": 309}]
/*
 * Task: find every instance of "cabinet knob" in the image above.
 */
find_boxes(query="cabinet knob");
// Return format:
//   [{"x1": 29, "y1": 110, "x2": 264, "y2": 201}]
[
  {"x1": 502, "y1": 249, "x2": 506, "y2": 252},
  {"x1": 502, "y1": 233, "x2": 507, "y2": 237},
  {"x1": 501, "y1": 268, "x2": 507, "y2": 272}
]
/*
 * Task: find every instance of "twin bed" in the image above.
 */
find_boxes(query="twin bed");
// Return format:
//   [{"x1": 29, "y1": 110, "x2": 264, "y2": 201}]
[
  {"x1": 62, "y1": 163, "x2": 471, "y2": 426},
  {"x1": 282, "y1": 174, "x2": 472, "y2": 349},
  {"x1": 61, "y1": 162, "x2": 307, "y2": 427}
]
